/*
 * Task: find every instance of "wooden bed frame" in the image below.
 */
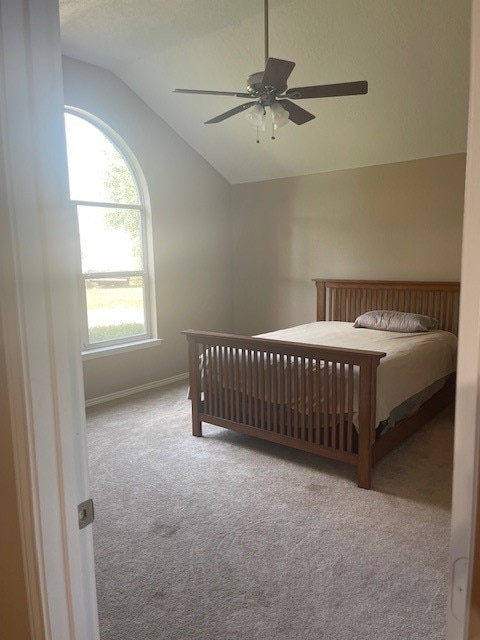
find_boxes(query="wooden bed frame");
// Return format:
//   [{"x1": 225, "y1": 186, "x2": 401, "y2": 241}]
[{"x1": 183, "y1": 280, "x2": 460, "y2": 489}]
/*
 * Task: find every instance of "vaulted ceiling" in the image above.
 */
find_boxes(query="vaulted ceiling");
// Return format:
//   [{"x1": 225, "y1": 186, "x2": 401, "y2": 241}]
[{"x1": 59, "y1": 0, "x2": 471, "y2": 184}]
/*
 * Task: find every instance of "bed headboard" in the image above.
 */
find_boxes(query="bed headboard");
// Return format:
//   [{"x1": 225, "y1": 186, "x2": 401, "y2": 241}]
[{"x1": 313, "y1": 279, "x2": 461, "y2": 335}]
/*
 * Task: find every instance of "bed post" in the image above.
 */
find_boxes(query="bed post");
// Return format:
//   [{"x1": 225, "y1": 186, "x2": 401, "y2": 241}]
[
  {"x1": 357, "y1": 357, "x2": 381, "y2": 489},
  {"x1": 186, "y1": 334, "x2": 202, "y2": 437},
  {"x1": 315, "y1": 280, "x2": 326, "y2": 321}
]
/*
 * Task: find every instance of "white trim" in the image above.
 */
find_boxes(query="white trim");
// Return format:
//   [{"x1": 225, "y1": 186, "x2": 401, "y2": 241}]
[
  {"x1": 85, "y1": 372, "x2": 189, "y2": 407},
  {"x1": 72, "y1": 200, "x2": 142, "y2": 210},
  {"x1": 82, "y1": 337, "x2": 163, "y2": 360}
]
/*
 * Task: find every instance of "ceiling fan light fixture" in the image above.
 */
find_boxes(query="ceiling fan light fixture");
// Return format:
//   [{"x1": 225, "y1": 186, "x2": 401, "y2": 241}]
[
  {"x1": 246, "y1": 103, "x2": 266, "y2": 128},
  {"x1": 270, "y1": 102, "x2": 289, "y2": 129}
]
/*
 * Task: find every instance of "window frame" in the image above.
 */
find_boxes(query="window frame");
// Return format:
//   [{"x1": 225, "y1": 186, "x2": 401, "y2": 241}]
[{"x1": 64, "y1": 107, "x2": 157, "y2": 353}]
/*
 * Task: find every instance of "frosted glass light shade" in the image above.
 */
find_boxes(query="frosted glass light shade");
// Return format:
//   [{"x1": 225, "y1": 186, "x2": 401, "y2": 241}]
[
  {"x1": 246, "y1": 103, "x2": 266, "y2": 128},
  {"x1": 270, "y1": 102, "x2": 289, "y2": 129}
]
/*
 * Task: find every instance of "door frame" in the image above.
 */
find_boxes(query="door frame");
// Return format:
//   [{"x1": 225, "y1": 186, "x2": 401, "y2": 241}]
[{"x1": 0, "y1": 0, "x2": 98, "y2": 638}]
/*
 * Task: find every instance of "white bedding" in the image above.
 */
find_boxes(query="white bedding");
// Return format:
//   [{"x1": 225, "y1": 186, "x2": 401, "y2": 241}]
[{"x1": 256, "y1": 321, "x2": 457, "y2": 425}]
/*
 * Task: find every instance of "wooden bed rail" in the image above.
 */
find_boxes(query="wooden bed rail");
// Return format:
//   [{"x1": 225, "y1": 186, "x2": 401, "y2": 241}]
[
  {"x1": 182, "y1": 330, "x2": 386, "y2": 362},
  {"x1": 183, "y1": 330, "x2": 385, "y2": 488},
  {"x1": 314, "y1": 279, "x2": 460, "y2": 334}
]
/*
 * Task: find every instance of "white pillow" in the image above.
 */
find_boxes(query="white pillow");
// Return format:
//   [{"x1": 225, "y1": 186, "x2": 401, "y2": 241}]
[{"x1": 353, "y1": 310, "x2": 439, "y2": 333}]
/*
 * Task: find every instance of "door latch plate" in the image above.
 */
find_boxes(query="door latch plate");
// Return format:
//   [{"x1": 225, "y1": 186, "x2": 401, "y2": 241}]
[{"x1": 78, "y1": 498, "x2": 94, "y2": 529}]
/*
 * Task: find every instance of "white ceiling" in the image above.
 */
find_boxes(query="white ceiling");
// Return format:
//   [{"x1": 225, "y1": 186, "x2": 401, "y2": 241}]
[{"x1": 59, "y1": 0, "x2": 471, "y2": 184}]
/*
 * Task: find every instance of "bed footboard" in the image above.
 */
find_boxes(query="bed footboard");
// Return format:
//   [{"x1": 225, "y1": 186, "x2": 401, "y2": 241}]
[{"x1": 183, "y1": 330, "x2": 385, "y2": 489}]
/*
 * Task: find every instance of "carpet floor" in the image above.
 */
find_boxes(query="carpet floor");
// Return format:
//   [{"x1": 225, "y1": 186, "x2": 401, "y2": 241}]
[{"x1": 87, "y1": 382, "x2": 453, "y2": 640}]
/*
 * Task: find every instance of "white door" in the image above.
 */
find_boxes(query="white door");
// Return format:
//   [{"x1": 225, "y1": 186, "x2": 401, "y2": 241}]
[
  {"x1": 447, "y1": 1, "x2": 480, "y2": 638},
  {"x1": 0, "y1": 0, "x2": 99, "y2": 638}
]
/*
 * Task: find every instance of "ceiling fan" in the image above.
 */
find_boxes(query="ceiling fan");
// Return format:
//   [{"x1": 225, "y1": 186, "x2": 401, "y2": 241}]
[{"x1": 174, "y1": 0, "x2": 368, "y2": 140}]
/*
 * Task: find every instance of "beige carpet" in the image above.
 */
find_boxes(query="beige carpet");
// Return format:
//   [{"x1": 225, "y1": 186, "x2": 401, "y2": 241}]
[{"x1": 87, "y1": 382, "x2": 453, "y2": 640}]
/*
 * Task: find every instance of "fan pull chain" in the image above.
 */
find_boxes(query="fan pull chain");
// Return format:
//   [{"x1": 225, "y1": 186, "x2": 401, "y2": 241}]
[
  {"x1": 271, "y1": 121, "x2": 275, "y2": 140},
  {"x1": 256, "y1": 126, "x2": 260, "y2": 143}
]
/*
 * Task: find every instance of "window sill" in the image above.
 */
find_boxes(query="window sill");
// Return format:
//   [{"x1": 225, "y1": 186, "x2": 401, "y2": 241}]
[{"x1": 82, "y1": 338, "x2": 163, "y2": 360}]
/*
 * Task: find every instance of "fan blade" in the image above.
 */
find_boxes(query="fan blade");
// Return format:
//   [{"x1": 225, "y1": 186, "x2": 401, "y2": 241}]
[
  {"x1": 278, "y1": 100, "x2": 315, "y2": 125},
  {"x1": 285, "y1": 80, "x2": 368, "y2": 100},
  {"x1": 205, "y1": 101, "x2": 258, "y2": 124},
  {"x1": 261, "y1": 57, "x2": 296, "y2": 88},
  {"x1": 174, "y1": 88, "x2": 252, "y2": 98}
]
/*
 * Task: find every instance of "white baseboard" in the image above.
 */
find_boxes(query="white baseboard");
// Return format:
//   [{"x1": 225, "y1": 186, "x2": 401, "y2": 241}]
[{"x1": 85, "y1": 372, "x2": 189, "y2": 407}]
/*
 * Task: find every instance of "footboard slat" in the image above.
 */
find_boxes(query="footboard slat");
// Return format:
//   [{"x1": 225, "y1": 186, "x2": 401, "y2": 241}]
[
  {"x1": 229, "y1": 347, "x2": 235, "y2": 421},
  {"x1": 331, "y1": 360, "x2": 337, "y2": 450},
  {"x1": 307, "y1": 359, "x2": 314, "y2": 444},
  {"x1": 300, "y1": 356, "x2": 306, "y2": 442},
  {"x1": 279, "y1": 355, "x2": 285, "y2": 436},
  {"x1": 315, "y1": 358, "x2": 322, "y2": 445},
  {"x1": 223, "y1": 347, "x2": 229, "y2": 421},
  {"x1": 347, "y1": 365, "x2": 354, "y2": 453},
  {"x1": 322, "y1": 359, "x2": 329, "y2": 447},
  {"x1": 241, "y1": 350, "x2": 247, "y2": 424},
  {"x1": 253, "y1": 350, "x2": 258, "y2": 427},
  {"x1": 234, "y1": 348, "x2": 240, "y2": 422},
  {"x1": 286, "y1": 360, "x2": 292, "y2": 437},
  {"x1": 339, "y1": 362, "x2": 345, "y2": 452},
  {"x1": 218, "y1": 346, "x2": 223, "y2": 417},
  {"x1": 265, "y1": 355, "x2": 273, "y2": 431},
  {"x1": 293, "y1": 356, "x2": 299, "y2": 439},
  {"x1": 260, "y1": 352, "x2": 266, "y2": 430}
]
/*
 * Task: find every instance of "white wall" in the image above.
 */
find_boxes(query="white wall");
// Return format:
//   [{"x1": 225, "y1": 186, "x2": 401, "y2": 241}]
[
  {"x1": 231, "y1": 154, "x2": 466, "y2": 335},
  {"x1": 62, "y1": 57, "x2": 232, "y2": 401}
]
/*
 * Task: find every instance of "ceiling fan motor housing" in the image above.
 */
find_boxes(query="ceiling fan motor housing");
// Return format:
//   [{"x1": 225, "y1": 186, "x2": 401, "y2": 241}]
[{"x1": 247, "y1": 71, "x2": 286, "y2": 99}]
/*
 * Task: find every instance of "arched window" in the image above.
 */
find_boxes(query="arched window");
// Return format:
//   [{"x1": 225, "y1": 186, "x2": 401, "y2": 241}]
[{"x1": 64, "y1": 109, "x2": 155, "y2": 351}]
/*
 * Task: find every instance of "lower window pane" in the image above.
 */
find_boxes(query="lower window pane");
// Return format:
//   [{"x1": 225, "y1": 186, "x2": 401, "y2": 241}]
[{"x1": 85, "y1": 277, "x2": 146, "y2": 344}]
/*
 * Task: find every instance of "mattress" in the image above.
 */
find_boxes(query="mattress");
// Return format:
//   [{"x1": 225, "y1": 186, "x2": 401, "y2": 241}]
[{"x1": 256, "y1": 321, "x2": 457, "y2": 426}]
